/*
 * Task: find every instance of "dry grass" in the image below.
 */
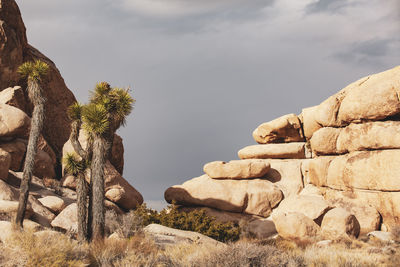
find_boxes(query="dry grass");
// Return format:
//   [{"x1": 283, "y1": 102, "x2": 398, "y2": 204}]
[{"x1": 0, "y1": 230, "x2": 399, "y2": 266}]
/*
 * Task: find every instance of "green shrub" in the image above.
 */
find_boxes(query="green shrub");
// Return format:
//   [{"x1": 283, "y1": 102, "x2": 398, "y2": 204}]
[{"x1": 132, "y1": 203, "x2": 241, "y2": 242}]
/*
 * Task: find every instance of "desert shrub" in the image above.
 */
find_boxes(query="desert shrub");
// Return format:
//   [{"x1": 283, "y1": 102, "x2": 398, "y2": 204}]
[
  {"x1": 4, "y1": 230, "x2": 87, "y2": 267},
  {"x1": 184, "y1": 241, "x2": 305, "y2": 267},
  {"x1": 391, "y1": 225, "x2": 400, "y2": 243},
  {"x1": 132, "y1": 203, "x2": 241, "y2": 242},
  {"x1": 105, "y1": 210, "x2": 143, "y2": 238}
]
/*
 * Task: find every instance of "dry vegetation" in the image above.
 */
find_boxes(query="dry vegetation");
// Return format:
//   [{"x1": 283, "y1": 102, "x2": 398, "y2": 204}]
[{"x1": 0, "y1": 229, "x2": 399, "y2": 267}]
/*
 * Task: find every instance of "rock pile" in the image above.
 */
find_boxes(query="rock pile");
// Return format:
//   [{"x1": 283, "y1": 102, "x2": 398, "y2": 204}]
[
  {"x1": 0, "y1": 0, "x2": 143, "y2": 234},
  {"x1": 165, "y1": 66, "x2": 400, "y2": 241}
]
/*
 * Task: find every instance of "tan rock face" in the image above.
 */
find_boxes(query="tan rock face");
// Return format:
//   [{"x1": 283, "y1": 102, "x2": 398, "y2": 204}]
[
  {"x1": 144, "y1": 224, "x2": 225, "y2": 247},
  {"x1": 310, "y1": 127, "x2": 341, "y2": 156},
  {"x1": 315, "y1": 66, "x2": 400, "y2": 127},
  {"x1": 0, "y1": 104, "x2": 30, "y2": 140},
  {"x1": 299, "y1": 106, "x2": 322, "y2": 140},
  {"x1": 238, "y1": 143, "x2": 306, "y2": 160},
  {"x1": 321, "y1": 208, "x2": 360, "y2": 240},
  {"x1": 0, "y1": 199, "x2": 33, "y2": 218},
  {"x1": 0, "y1": 149, "x2": 11, "y2": 181},
  {"x1": 252, "y1": 114, "x2": 304, "y2": 144},
  {"x1": 309, "y1": 150, "x2": 400, "y2": 191},
  {"x1": 264, "y1": 159, "x2": 305, "y2": 197},
  {"x1": 33, "y1": 150, "x2": 55, "y2": 179},
  {"x1": 272, "y1": 195, "x2": 332, "y2": 223},
  {"x1": 0, "y1": 0, "x2": 27, "y2": 89},
  {"x1": 273, "y1": 212, "x2": 320, "y2": 241},
  {"x1": 38, "y1": 196, "x2": 65, "y2": 214},
  {"x1": 0, "y1": 1, "x2": 77, "y2": 155},
  {"x1": 51, "y1": 203, "x2": 77, "y2": 232},
  {"x1": 0, "y1": 86, "x2": 26, "y2": 111},
  {"x1": 338, "y1": 67, "x2": 400, "y2": 124},
  {"x1": 0, "y1": 179, "x2": 18, "y2": 201},
  {"x1": 203, "y1": 159, "x2": 270, "y2": 179},
  {"x1": 165, "y1": 175, "x2": 283, "y2": 217},
  {"x1": 311, "y1": 121, "x2": 400, "y2": 156},
  {"x1": 0, "y1": 139, "x2": 26, "y2": 171},
  {"x1": 326, "y1": 195, "x2": 381, "y2": 235},
  {"x1": 323, "y1": 188, "x2": 400, "y2": 231},
  {"x1": 103, "y1": 161, "x2": 143, "y2": 210}
]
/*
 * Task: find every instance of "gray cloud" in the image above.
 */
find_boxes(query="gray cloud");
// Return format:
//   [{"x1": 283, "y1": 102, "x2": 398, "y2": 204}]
[
  {"x1": 334, "y1": 38, "x2": 395, "y2": 66},
  {"x1": 305, "y1": 0, "x2": 352, "y2": 14},
  {"x1": 15, "y1": 0, "x2": 400, "y2": 208}
]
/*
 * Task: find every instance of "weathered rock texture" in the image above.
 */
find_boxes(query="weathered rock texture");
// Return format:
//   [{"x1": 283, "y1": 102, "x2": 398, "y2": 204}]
[
  {"x1": 165, "y1": 65, "x2": 400, "y2": 241},
  {"x1": 0, "y1": 0, "x2": 76, "y2": 155},
  {"x1": 0, "y1": 0, "x2": 143, "y2": 233}
]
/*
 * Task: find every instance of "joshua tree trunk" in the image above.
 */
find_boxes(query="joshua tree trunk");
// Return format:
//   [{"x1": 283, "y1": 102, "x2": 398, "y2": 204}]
[
  {"x1": 76, "y1": 172, "x2": 88, "y2": 242},
  {"x1": 91, "y1": 136, "x2": 108, "y2": 240},
  {"x1": 15, "y1": 81, "x2": 45, "y2": 228}
]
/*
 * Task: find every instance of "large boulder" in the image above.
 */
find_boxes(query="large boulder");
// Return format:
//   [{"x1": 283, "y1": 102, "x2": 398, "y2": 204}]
[
  {"x1": 0, "y1": 199, "x2": 33, "y2": 218},
  {"x1": 264, "y1": 159, "x2": 305, "y2": 197},
  {"x1": 103, "y1": 161, "x2": 143, "y2": 210},
  {"x1": 33, "y1": 150, "x2": 55, "y2": 179},
  {"x1": 0, "y1": 139, "x2": 26, "y2": 171},
  {"x1": 165, "y1": 175, "x2": 283, "y2": 217},
  {"x1": 0, "y1": 220, "x2": 42, "y2": 243},
  {"x1": 272, "y1": 195, "x2": 332, "y2": 224},
  {"x1": 273, "y1": 212, "x2": 320, "y2": 241},
  {"x1": 238, "y1": 143, "x2": 307, "y2": 160},
  {"x1": 326, "y1": 195, "x2": 381, "y2": 235},
  {"x1": 311, "y1": 121, "x2": 400, "y2": 156},
  {"x1": 0, "y1": 149, "x2": 11, "y2": 180},
  {"x1": 0, "y1": 86, "x2": 27, "y2": 111},
  {"x1": 143, "y1": 224, "x2": 225, "y2": 247},
  {"x1": 0, "y1": 104, "x2": 30, "y2": 140},
  {"x1": 0, "y1": 179, "x2": 18, "y2": 201},
  {"x1": 0, "y1": 0, "x2": 77, "y2": 155},
  {"x1": 203, "y1": 159, "x2": 270, "y2": 179},
  {"x1": 308, "y1": 150, "x2": 400, "y2": 191},
  {"x1": 322, "y1": 188, "x2": 400, "y2": 231},
  {"x1": 51, "y1": 203, "x2": 77, "y2": 232},
  {"x1": 315, "y1": 66, "x2": 400, "y2": 127},
  {"x1": 320, "y1": 208, "x2": 360, "y2": 240},
  {"x1": 299, "y1": 105, "x2": 322, "y2": 140},
  {"x1": 252, "y1": 114, "x2": 304, "y2": 144},
  {"x1": 38, "y1": 196, "x2": 65, "y2": 214}
]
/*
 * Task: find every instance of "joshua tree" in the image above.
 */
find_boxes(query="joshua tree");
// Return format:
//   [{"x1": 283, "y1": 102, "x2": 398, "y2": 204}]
[
  {"x1": 15, "y1": 60, "x2": 49, "y2": 228},
  {"x1": 82, "y1": 82, "x2": 134, "y2": 240},
  {"x1": 64, "y1": 102, "x2": 93, "y2": 242}
]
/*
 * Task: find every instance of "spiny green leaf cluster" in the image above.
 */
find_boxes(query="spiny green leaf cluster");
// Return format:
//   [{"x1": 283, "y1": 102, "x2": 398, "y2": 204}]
[
  {"x1": 63, "y1": 153, "x2": 90, "y2": 176},
  {"x1": 133, "y1": 204, "x2": 241, "y2": 243},
  {"x1": 17, "y1": 60, "x2": 49, "y2": 81}
]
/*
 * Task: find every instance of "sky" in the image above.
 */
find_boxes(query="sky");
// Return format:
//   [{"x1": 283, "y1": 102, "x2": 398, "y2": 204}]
[{"x1": 16, "y1": 0, "x2": 400, "y2": 210}]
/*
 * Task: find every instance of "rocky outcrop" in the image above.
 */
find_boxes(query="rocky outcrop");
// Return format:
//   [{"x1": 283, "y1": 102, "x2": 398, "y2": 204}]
[
  {"x1": 165, "y1": 65, "x2": 400, "y2": 241},
  {"x1": 203, "y1": 160, "x2": 270, "y2": 179},
  {"x1": 165, "y1": 175, "x2": 283, "y2": 217},
  {"x1": 0, "y1": 0, "x2": 76, "y2": 155},
  {"x1": 252, "y1": 114, "x2": 304, "y2": 144},
  {"x1": 0, "y1": 0, "x2": 144, "y2": 235},
  {"x1": 320, "y1": 208, "x2": 360, "y2": 240},
  {"x1": 238, "y1": 143, "x2": 307, "y2": 159},
  {"x1": 143, "y1": 224, "x2": 225, "y2": 247}
]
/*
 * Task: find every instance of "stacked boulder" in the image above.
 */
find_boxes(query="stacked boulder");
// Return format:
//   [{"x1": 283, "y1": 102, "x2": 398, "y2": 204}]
[
  {"x1": 0, "y1": 0, "x2": 143, "y2": 235},
  {"x1": 166, "y1": 65, "x2": 400, "y2": 241}
]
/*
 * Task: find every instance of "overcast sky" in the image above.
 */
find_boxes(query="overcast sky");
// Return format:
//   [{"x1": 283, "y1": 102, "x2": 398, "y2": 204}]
[{"x1": 17, "y1": 0, "x2": 400, "y2": 210}]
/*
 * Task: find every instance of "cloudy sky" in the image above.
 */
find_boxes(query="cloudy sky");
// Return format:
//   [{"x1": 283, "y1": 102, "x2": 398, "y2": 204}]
[{"x1": 17, "y1": 0, "x2": 400, "y2": 209}]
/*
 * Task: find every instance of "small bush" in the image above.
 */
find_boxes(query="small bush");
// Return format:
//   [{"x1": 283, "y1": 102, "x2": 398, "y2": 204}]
[{"x1": 133, "y1": 203, "x2": 241, "y2": 242}]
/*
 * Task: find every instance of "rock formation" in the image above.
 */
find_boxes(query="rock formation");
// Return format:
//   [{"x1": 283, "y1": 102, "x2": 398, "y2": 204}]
[
  {"x1": 165, "y1": 65, "x2": 400, "y2": 240},
  {"x1": 0, "y1": 0, "x2": 143, "y2": 232}
]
